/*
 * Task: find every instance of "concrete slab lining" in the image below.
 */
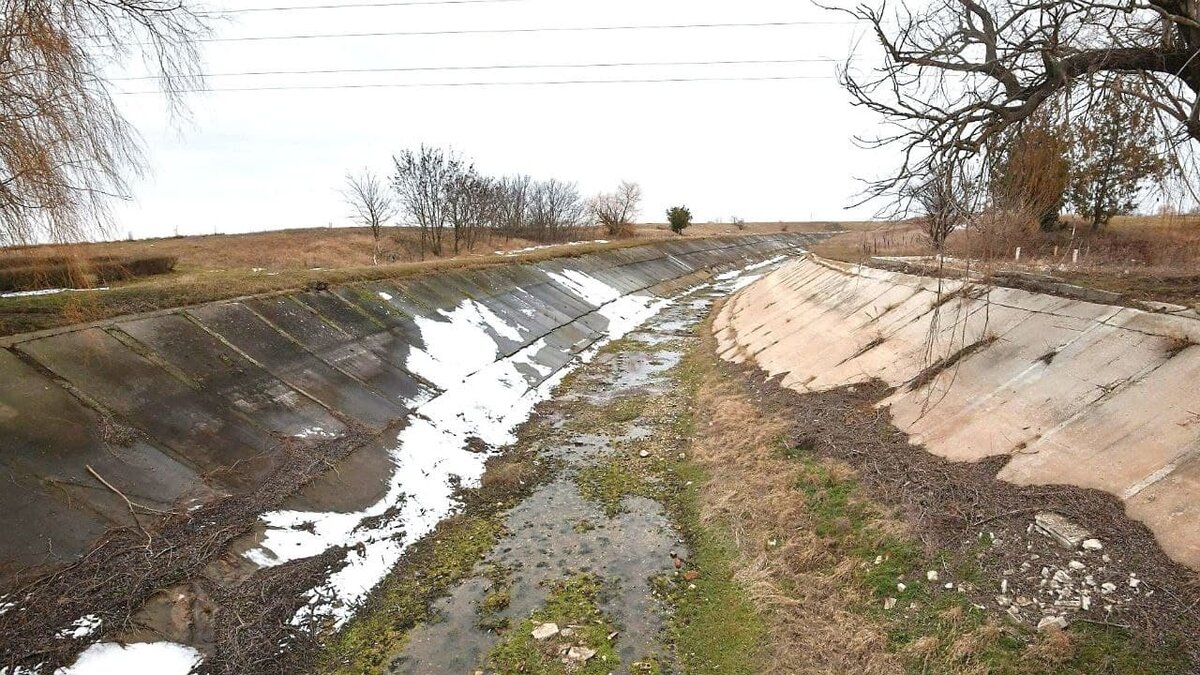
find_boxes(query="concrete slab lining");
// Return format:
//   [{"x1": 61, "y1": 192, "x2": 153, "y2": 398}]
[
  {"x1": 717, "y1": 255, "x2": 1200, "y2": 569},
  {"x1": 0, "y1": 234, "x2": 815, "y2": 580}
]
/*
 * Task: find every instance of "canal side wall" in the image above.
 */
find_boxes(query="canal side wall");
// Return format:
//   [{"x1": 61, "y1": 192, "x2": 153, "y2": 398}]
[{"x1": 715, "y1": 255, "x2": 1200, "y2": 569}]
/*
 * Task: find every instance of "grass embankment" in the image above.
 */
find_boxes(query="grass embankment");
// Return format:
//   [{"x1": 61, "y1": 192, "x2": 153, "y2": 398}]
[
  {"x1": 0, "y1": 237, "x2": 664, "y2": 338},
  {"x1": 678, "y1": 306, "x2": 1192, "y2": 673}
]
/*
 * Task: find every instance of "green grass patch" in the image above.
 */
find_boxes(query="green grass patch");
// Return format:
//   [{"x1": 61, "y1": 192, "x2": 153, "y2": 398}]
[
  {"x1": 486, "y1": 573, "x2": 620, "y2": 674},
  {"x1": 318, "y1": 513, "x2": 504, "y2": 674},
  {"x1": 773, "y1": 439, "x2": 1191, "y2": 674},
  {"x1": 575, "y1": 459, "x2": 657, "y2": 517}
]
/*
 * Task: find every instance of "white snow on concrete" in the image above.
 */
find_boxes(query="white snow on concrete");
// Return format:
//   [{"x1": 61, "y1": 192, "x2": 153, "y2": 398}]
[
  {"x1": 56, "y1": 642, "x2": 202, "y2": 675},
  {"x1": 238, "y1": 255, "x2": 791, "y2": 636},
  {"x1": 544, "y1": 269, "x2": 621, "y2": 306}
]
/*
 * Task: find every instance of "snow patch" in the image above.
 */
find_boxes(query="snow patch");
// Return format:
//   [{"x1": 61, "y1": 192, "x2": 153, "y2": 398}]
[{"x1": 56, "y1": 642, "x2": 202, "y2": 675}]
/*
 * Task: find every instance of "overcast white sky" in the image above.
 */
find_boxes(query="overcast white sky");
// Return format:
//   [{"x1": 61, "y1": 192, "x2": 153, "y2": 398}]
[{"x1": 109, "y1": 0, "x2": 887, "y2": 239}]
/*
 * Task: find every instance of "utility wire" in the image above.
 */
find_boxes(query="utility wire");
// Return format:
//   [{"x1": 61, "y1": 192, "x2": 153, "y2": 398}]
[
  {"x1": 118, "y1": 73, "x2": 837, "y2": 94},
  {"x1": 113, "y1": 57, "x2": 839, "y2": 81},
  {"x1": 199, "y1": 19, "x2": 851, "y2": 43}
]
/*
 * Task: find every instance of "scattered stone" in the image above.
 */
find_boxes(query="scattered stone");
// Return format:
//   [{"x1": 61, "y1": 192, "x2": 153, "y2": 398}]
[
  {"x1": 1101, "y1": 582, "x2": 1118, "y2": 594},
  {"x1": 1081, "y1": 595, "x2": 1091, "y2": 611},
  {"x1": 607, "y1": 631, "x2": 619, "y2": 641},
  {"x1": 1037, "y1": 616, "x2": 1069, "y2": 632},
  {"x1": 560, "y1": 628, "x2": 575, "y2": 638},
  {"x1": 1129, "y1": 577, "x2": 1142, "y2": 589},
  {"x1": 944, "y1": 582, "x2": 954, "y2": 590},
  {"x1": 926, "y1": 570, "x2": 939, "y2": 582},
  {"x1": 1068, "y1": 560, "x2": 1085, "y2": 571},
  {"x1": 1033, "y1": 512, "x2": 1091, "y2": 550},
  {"x1": 897, "y1": 582, "x2": 907, "y2": 593},
  {"x1": 1001, "y1": 579, "x2": 1009, "y2": 594},
  {"x1": 532, "y1": 623, "x2": 559, "y2": 640},
  {"x1": 1016, "y1": 596, "x2": 1034, "y2": 607},
  {"x1": 638, "y1": 449, "x2": 651, "y2": 458},
  {"x1": 884, "y1": 597, "x2": 897, "y2": 610},
  {"x1": 1052, "y1": 570, "x2": 1071, "y2": 585},
  {"x1": 874, "y1": 555, "x2": 884, "y2": 565},
  {"x1": 1082, "y1": 539, "x2": 1104, "y2": 551},
  {"x1": 996, "y1": 595, "x2": 1012, "y2": 608},
  {"x1": 565, "y1": 646, "x2": 597, "y2": 662}
]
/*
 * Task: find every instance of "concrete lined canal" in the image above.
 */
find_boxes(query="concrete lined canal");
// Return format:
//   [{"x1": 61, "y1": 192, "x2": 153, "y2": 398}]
[{"x1": 0, "y1": 235, "x2": 812, "y2": 674}]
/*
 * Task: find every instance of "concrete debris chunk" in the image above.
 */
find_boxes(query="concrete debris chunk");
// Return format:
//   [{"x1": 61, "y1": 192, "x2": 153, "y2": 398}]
[
  {"x1": 531, "y1": 622, "x2": 559, "y2": 640},
  {"x1": 565, "y1": 646, "x2": 597, "y2": 662},
  {"x1": 884, "y1": 597, "x2": 897, "y2": 610},
  {"x1": 1037, "y1": 616, "x2": 1069, "y2": 632},
  {"x1": 1033, "y1": 512, "x2": 1091, "y2": 550},
  {"x1": 1082, "y1": 538, "x2": 1104, "y2": 551}
]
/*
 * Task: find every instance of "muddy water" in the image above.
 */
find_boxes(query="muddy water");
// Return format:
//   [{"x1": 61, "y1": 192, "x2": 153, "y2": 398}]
[{"x1": 393, "y1": 280, "x2": 743, "y2": 673}]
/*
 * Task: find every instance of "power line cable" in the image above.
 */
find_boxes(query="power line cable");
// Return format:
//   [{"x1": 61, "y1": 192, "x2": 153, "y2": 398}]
[
  {"x1": 113, "y1": 57, "x2": 839, "y2": 80},
  {"x1": 199, "y1": 19, "x2": 851, "y2": 43},
  {"x1": 118, "y1": 73, "x2": 838, "y2": 94}
]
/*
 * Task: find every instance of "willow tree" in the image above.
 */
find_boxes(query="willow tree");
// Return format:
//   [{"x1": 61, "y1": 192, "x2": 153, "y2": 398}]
[{"x1": 0, "y1": 0, "x2": 206, "y2": 246}]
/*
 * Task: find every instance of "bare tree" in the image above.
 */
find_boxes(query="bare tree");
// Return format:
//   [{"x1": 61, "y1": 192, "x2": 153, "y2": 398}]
[
  {"x1": 445, "y1": 163, "x2": 496, "y2": 254},
  {"x1": 342, "y1": 169, "x2": 396, "y2": 264},
  {"x1": 529, "y1": 179, "x2": 588, "y2": 242},
  {"x1": 590, "y1": 181, "x2": 642, "y2": 237},
  {"x1": 495, "y1": 175, "x2": 534, "y2": 241},
  {"x1": 1, "y1": 0, "x2": 207, "y2": 246},
  {"x1": 391, "y1": 146, "x2": 458, "y2": 257},
  {"x1": 834, "y1": 0, "x2": 1200, "y2": 207},
  {"x1": 914, "y1": 165, "x2": 973, "y2": 250}
]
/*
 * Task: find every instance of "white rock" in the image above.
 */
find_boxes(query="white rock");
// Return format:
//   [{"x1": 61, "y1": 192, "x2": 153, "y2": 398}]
[
  {"x1": 897, "y1": 582, "x2": 907, "y2": 593},
  {"x1": 532, "y1": 623, "x2": 559, "y2": 640},
  {"x1": 1082, "y1": 539, "x2": 1104, "y2": 551},
  {"x1": 884, "y1": 597, "x2": 897, "y2": 610},
  {"x1": 1081, "y1": 594, "x2": 1091, "y2": 611},
  {"x1": 874, "y1": 555, "x2": 884, "y2": 565},
  {"x1": 566, "y1": 646, "x2": 597, "y2": 662},
  {"x1": 996, "y1": 595, "x2": 1012, "y2": 608},
  {"x1": 638, "y1": 450, "x2": 650, "y2": 458},
  {"x1": 944, "y1": 582, "x2": 954, "y2": 589},
  {"x1": 1068, "y1": 560, "x2": 1085, "y2": 571},
  {"x1": 1101, "y1": 582, "x2": 1118, "y2": 594},
  {"x1": 926, "y1": 570, "x2": 939, "y2": 582},
  {"x1": 1053, "y1": 570, "x2": 1072, "y2": 584},
  {"x1": 1037, "y1": 616, "x2": 1069, "y2": 632},
  {"x1": 1001, "y1": 579, "x2": 1009, "y2": 594}
]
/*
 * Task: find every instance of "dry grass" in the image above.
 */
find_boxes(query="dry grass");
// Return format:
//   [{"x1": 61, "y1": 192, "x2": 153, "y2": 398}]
[
  {"x1": 686, "y1": 339, "x2": 898, "y2": 675},
  {"x1": 812, "y1": 214, "x2": 1200, "y2": 307}
]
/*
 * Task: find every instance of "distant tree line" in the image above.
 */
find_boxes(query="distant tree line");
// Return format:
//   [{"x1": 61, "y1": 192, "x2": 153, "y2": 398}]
[{"x1": 345, "y1": 145, "x2": 643, "y2": 262}]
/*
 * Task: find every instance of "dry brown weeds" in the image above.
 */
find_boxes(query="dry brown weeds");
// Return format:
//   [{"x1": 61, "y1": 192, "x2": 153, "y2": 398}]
[{"x1": 687, "y1": 339, "x2": 899, "y2": 675}]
